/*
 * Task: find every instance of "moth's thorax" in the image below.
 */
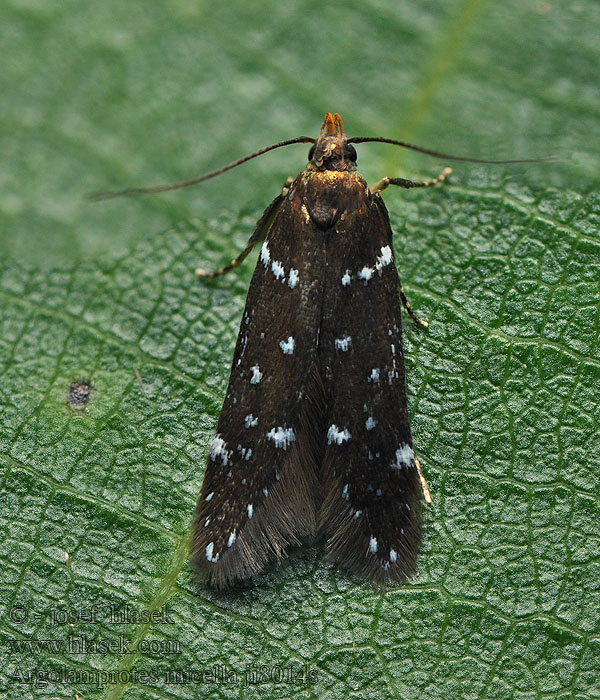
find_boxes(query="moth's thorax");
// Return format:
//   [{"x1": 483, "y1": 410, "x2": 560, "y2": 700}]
[{"x1": 290, "y1": 168, "x2": 369, "y2": 231}]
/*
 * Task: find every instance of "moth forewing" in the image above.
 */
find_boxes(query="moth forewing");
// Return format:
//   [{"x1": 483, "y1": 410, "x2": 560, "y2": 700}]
[
  {"x1": 191, "y1": 183, "x2": 327, "y2": 588},
  {"x1": 315, "y1": 190, "x2": 422, "y2": 583}
]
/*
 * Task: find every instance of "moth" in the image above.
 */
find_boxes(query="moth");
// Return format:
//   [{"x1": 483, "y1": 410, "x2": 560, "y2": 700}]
[
  {"x1": 192, "y1": 113, "x2": 447, "y2": 588},
  {"x1": 90, "y1": 112, "x2": 546, "y2": 588}
]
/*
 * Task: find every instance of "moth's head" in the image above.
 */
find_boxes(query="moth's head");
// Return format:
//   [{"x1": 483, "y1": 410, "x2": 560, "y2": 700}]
[{"x1": 308, "y1": 112, "x2": 357, "y2": 172}]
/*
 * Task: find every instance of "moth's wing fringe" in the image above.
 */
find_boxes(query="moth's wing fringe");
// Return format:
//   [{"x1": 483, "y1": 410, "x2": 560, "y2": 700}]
[
  {"x1": 319, "y1": 478, "x2": 422, "y2": 585},
  {"x1": 191, "y1": 366, "x2": 326, "y2": 589},
  {"x1": 191, "y1": 451, "x2": 313, "y2": 589}
]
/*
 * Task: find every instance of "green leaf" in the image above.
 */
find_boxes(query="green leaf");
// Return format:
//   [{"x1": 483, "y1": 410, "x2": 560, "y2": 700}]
[{"x1": 1, "y1": 2, "x2": 599, "y2": 699}]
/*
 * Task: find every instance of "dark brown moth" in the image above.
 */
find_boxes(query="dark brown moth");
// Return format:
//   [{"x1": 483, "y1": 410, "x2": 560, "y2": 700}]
[{"x1": 191, "y1": 113, "x2": 445, "y2": 587}]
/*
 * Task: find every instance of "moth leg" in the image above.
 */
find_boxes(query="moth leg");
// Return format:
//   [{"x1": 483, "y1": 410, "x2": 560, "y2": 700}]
[
  {"x1": 196, "y1": 237, "x2": 258, "y2": 279},
  {"x1": 371, "y1": 167, "x2": 452, "y2": 193},
  {"x1": 373, "y1": 168, "x2": 451, "y2": 325},
  {"x1": 196, "y1": 190, "x2": 286, "y2": 279},
  {"x1": 399, "y1": 282, "x2": 429, "y2": 328}
]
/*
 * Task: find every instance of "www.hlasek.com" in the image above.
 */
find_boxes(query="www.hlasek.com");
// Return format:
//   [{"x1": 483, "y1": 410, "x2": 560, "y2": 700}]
[{"x1": 8, "y1": 635, "x2": 179, "y2": 655}]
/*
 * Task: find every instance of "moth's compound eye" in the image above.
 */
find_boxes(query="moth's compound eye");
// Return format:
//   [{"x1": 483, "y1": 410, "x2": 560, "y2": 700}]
[
  {"x1": 346, "y1": 144, "x2": 357, "y2": 162},
  {"x1": 308, "y1": 144, "x2": 316, "y2": 161}
]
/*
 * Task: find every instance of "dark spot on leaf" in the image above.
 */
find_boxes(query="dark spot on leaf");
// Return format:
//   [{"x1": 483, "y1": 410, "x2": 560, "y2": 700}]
[{"x1": 68, "y1": 381, "x2": 92, "y2": 409}]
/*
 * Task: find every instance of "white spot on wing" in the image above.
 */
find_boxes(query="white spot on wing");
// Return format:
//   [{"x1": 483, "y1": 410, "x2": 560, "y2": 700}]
[
  {"x1": 266, "y1": 426, "x2": 296, "y2": 449},
  {"x1": 365, "y1": 416, "x2": 377, "y2": 431},
  {"x1": 250, "y1": 365, "x2": 263, "y2": 384},
  {"x1": 390, "y1": 549, "x2": 397, "y2": 563},
  {"x1": 341, "y1": 270, "x2": 352, "y2": 286},
  {"x1": 260, "y1": 242, "x2": 270, "y2": 268},
  {"x1": 334, "y1": 336, "x2": 352, "y2": 352},
  {"x1": 247, "y1": 503, "x2": 254, "y2": 519},
  {"x1": 272, "y1": 259, "x2": 285, "y2": 280},
  {"x1": 279, "y1": 336, "x2": 295, "y2": 354},
  {"x1": 209, "y1": 435, "x2": 231, "y2": 465},
  {"x1": 205, "y1": 491, "x2": 214, "y2": 502},
  {"x1": 375, "y1": 245, "x2": 393, "y2": 271},
  {"x1": 327, "y1": 424, "x2": 351, "y2": 445},
  {"x1": 369, "y1": 536, "x2": 378, "y2": 554},
  {"x1": 369, "y1": 368, "x2": 380, "y2": 383},
  {"x1": 245, "y1": 414, "x2": 258, "y2": 429},
  {"x1": 391, "y1": 443, "x2": 415, "y2": 469},
  {"x1": 206, "y1": 542, "x2": 219, "y2": 562},
  {"x1": 358, "y1": 266, "x2": 373, "y2": 283},
  {"x1": 227, "y1": 531, "x2": 237, "y2": 548},
  {"x1": 342, "y1": 483, "x2": 349, "y2": 500},
  {"x1": 288, "y1": 268, "x2": 299, "y2": 288},
  {"x1": 238, "y1": 445, "x2": 252, "y2": 461}
]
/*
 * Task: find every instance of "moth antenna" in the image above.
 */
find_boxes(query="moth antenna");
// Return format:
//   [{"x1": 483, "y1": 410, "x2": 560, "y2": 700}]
[
  {"x1": 347, "y1": 136, "x2": 559, "y2": 165},
  {"x1": 86, "y1": 136, "x2": 315, "y2": 201}
]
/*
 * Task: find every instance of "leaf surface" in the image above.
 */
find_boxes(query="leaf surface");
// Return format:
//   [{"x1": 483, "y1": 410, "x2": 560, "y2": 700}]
[{"x1": 1, "y1": 1, "x2": 599, "y2": 698}]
